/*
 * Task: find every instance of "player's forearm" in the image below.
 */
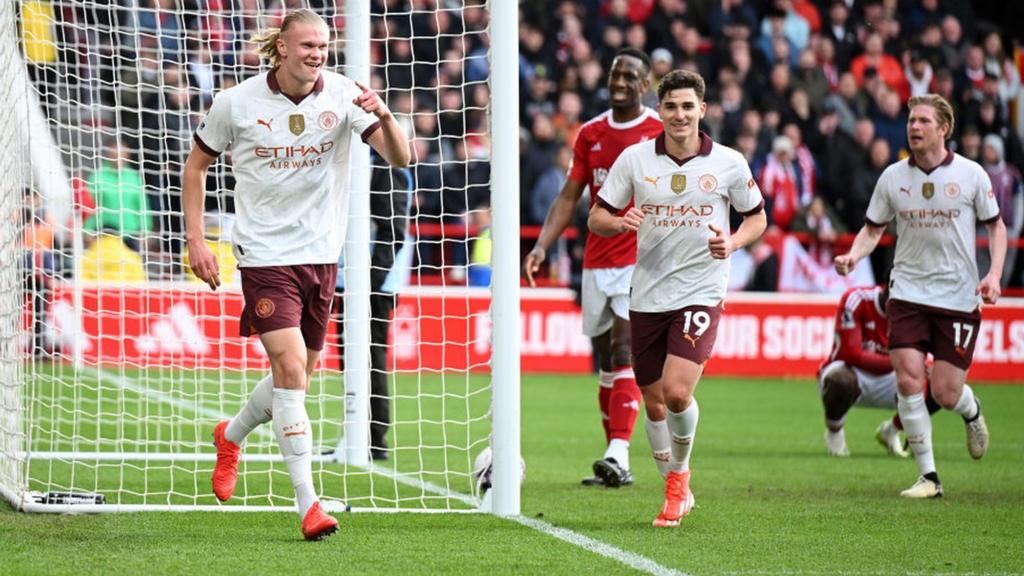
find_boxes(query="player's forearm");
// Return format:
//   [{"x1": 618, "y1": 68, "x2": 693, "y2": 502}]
[
  {"x1": 375, "y1": 114, "x2": 411, "y2": 168},
  {"x1": 535, "y1": 193, "x2": 579, "y2": 251},
  {"x1": 985, "y1": 218, "x2": 1008, "y2": 279},
  {"x1": 182, "y1": 159, "x2": 209, "y2": 243},
  {"x1": 588, "y1": 204, "x2": 622, "y2": 237},
  {"x1": 846, "y1": 224, "x2": 884, "y2": 263},
  {"x1": 731, "y1": 210, "x2": 767, "y2": 249}
]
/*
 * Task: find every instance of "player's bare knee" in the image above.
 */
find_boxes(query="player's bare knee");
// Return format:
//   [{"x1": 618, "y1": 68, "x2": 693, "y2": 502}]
[
  {"x1": 929, "y1": 385, "x2": 961, "y2": 410},
  {"x1": 895, "y1": 373, "x2": 926, "y2": 396},
  {"x1": 271, "y1": 359, "x2": 309, "y2": 390},
  {"x1": 641, "y1": 387, "x2": 664, "y2": 420}
]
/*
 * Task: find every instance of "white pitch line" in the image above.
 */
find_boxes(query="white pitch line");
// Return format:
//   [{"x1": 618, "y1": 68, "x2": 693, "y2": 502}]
[
  {"x1": 513, "y1": 516, "x2": 690, "y2": 576},
  {"x1": 89, "y1": 367, "x2": 680, "y2": 574}
]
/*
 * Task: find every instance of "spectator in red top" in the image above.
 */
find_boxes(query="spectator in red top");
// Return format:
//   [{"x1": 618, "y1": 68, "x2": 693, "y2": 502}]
[{"x1": 850, "y1": 32, "x2": 910, "y2": 102}]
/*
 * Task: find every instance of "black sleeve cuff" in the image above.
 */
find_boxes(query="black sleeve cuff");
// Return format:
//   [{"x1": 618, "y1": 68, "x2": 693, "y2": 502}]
[
  {"x1": 193, "y1": 133, "x2": 221, "y2": 157},
  {"x1": 595, "y1": 195, "x2": 622, "y2": 213},
  {"x1": 864, "y1": 217, "x2": 887, "y2": 228},
  {"x1": 361, "y1": 121, "x2": 382, "y2": 143},
  {"x1": 978, "y1": 213, "x2": 1001, "y2": 225},
  {"x1": 739, "y1": 200, "x2": 765, "y2": 217}
]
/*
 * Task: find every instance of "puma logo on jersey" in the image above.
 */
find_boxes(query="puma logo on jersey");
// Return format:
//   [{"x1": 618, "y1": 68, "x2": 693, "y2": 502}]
[
  {"x1": 899, "y1": 186, "x2": 911, "y2": 195},
  {"x1": 644, "y1": 176, "x2": 659, "y2": 187},
  {"x1": 257, "y1": 118, "x2": 273, "y2": 131}
]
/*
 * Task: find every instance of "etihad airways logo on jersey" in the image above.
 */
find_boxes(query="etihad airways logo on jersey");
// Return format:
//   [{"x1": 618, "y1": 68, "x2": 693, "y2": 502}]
[
  {"x1": 899, "y1": 208, "x2": 960, "y2": 229},
  {"x1": 640, "y1": 203, "x2": 714, "y2": 229},
  {"x1": 254, "y1": 141, "x2": 335, "y2": 169}
]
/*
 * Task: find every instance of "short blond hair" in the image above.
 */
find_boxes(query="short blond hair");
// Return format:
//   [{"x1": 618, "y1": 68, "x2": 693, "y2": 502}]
[
  {"x1": 251, "y1": 9, "x2": 326, "y2": 68},
  {"x1": 908, "y1": 94, "x2": 955, "y2": 140}
]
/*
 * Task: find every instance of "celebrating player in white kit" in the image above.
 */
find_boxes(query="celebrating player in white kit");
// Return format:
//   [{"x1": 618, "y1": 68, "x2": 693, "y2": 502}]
[
  {"x1": 183, "y1": 9, "x2": 410, "y2": 539},
  {"x1": 589, "y1": 69, "x2": 766, "y2": 527},
  {"x1": 835, "y1": 94, "x2": 1006, "y2": 498}
]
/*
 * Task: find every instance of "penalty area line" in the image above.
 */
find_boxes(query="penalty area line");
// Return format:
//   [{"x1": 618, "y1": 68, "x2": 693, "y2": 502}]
[{"x1": 512, "y1": 515, "x2": 690, "y2": 576}]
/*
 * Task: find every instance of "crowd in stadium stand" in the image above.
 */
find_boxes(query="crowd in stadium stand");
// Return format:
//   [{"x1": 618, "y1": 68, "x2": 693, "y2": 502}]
[{"x1": 21, "y1": 0, "x2": 1024, "y2": 290}]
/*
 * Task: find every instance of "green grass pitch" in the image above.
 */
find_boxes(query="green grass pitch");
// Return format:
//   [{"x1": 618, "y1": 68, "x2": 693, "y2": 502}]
[{"x1": 2, "y1": 370, "x2": 1023, "y2": 575}]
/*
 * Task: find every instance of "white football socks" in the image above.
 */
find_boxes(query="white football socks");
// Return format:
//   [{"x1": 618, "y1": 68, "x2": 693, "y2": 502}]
[
  {"x1": 644, "y1": 418, "x2": 671, "y2": 478},
  {"x1": 666, "y1": 400, "x2": 699, "y2": 473},
  {"x1": 898, "y1": 392, "x2": 935, "y2": 476},
  {"x1": 225, "y1": 373, "x2": 274, "y2": 445},
  {"x1": 952, "y1": 384, "x2": 978, "y2": 420},
  {"x1": 272, "y1": 388, "x2": 316, "y2": 518},
  {"x1": 603, "y1": 438, "x2": 630, "y2": 470}
]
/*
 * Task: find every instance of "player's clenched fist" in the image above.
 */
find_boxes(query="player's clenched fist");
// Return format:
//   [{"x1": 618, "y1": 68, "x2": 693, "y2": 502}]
[
  {"x1": 833, "y1": 254, "x2": 855, "y2": 276},
  {"x1": 619, "y1": 207, "x2": 644, "y2": 232}
]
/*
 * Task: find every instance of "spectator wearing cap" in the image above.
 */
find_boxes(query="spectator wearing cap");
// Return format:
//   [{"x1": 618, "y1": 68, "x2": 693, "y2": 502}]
[
  {"x1": 981, "y1": 134, "x2": 1024, "y2": 286},
  {"x1": 759, "y1": 1, "x2": 810, "y2": 53},
  {"x1": 644, "y1": 47, "x2": 674, "y2": 108}
]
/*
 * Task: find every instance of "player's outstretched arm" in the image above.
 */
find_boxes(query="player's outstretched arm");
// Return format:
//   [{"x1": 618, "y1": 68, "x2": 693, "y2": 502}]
[
  {"x1": 524, "y1": 179, "x2": 586, "y2": 287},
  {"x1": 588, "y1": 203, "x2": 643, "y2": 237},
  {"x1": 183, "y1": 145, "x2": 221, "y2": 291},
  {"x1": 834, "y1": 222, "x2": 885, "y2": 276},
  {"x1": 357, "y1": 81, "x2": 411, "y2": 168},
  {"x1": 978, "y1": 217, "x2": 1007, "y2": 304}
]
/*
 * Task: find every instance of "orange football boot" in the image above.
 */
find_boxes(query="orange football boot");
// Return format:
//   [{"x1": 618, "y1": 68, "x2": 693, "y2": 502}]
[
  {"x1": 212, "y1": 420, "x2": 241, "y2": 502},
  {"x1": 301, "y1": 502, "x2": 340, "y2": 541},
  {"x1": 652, "y1": 470, "x2": 695, "y2": 528}
]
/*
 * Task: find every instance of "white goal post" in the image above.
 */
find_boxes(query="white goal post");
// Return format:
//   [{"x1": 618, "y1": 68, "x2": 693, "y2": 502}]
[{"x1": 0, "y1": 0, "x2": 520, "y2": 515}]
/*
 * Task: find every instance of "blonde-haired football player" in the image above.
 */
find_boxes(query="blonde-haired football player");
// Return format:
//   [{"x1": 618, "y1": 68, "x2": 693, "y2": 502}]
[
  {"x1": 589, "y1": 69, "x2": 767, "y2": 527},
  {"x1": 183, "y1": 9, "x2": 410, "y2": 539},
  {"x1": 835, "y1": 94, "x2": 1004, "y2": 498}
]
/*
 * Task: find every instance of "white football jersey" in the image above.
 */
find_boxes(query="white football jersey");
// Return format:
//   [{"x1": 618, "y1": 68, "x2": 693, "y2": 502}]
[
  {"x1": 866, "y1": 151, "x2": 1000, "y2": 312},
  {"x1": 598, "y1": 132, "x2": 764, "y2": 312},
  {"x1": 195, "y1": 70, "x2": 380, "y2": 267}
]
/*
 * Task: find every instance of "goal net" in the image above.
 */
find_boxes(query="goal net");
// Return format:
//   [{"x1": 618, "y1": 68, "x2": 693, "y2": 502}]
[{"x1": 1, "y1": 0, "x2": 517, "y2": 514}]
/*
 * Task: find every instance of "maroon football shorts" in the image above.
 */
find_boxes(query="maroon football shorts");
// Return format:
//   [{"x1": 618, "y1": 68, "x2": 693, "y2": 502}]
[
  {"x1": 887, "y1": 298, "x2": 981, "y2": 370},
  {"x1": 239, "y1": 263, "x2": 338, "y2": 351},
  {"x1": 630, "y1": 304, "x2": 723, "y2": 387}
]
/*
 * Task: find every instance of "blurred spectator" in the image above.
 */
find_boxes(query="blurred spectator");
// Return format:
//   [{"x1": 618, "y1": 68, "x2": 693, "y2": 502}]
[
  {"x1": 957, "y1": 125, "x2": 983, "y2": 163},
  {"x1": 975, "y1": 98, "x2": 1024, "y2": 170},
  {"x1": 850, "y1": 32, "x2": 909, "y2": 102},
  {"x1": 530, "y1": 146, "x2": 572, "y2": 226},
  {"x1": 645, "y1": 47, "x2": 674, "y2": 107},
  {"x1": 84, "y1": 138, "x2": 150, "y2": 254},
  {"x1": 22, "y1": 187, "x2": 57, "y2": 356},
  {"x1": 823, "y1": 0, "x2": 858, "y2": 70},
  {"x1": 467, "y1": 206, "x2": 492, "y2": 287},
  {"x1": 981, "y1": 134, "x2": 1024, "y2": 287},
  {"x1": 759, "y1": 2, "x2": 810, "y2": 53},
  {"x1": 905, "y1": 0, "x2": 945, "y2": 35},
  {"x1": 793, "y1": 49, "x2": 829, "y2": 113},
  {"x1": 904, "y1": 49, "x2": 934, "y2": 98},
  {"x1": 939, "y1": 15, "x2": 966, "y2": 71},
  {"x1": 708, "y1": 0, "x2": 757, "y2": 43},
  {"x1": 871, "y1": 89, "x2": 908, "y2": 161},
  {"x1": 823, "y1": 72, "x2": 865, "y2": 136},
  {"x1": 760, "y1": 135, "x2": 810, "y2": 231},
  {"x1": 790, "y1": 196, "x2": 846, "y2": 266}
]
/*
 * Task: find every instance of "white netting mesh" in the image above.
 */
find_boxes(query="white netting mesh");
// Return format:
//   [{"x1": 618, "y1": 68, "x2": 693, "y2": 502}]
[{"x1": 3, "y1": 0, "x2": 496, "y2": 512}]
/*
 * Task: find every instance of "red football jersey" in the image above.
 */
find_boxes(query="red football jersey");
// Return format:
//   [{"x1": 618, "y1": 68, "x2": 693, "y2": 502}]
[
  {"x1": 568, "y1": 108, "x2": 663, "y2": 269},
  {"x1": 822, "y1": 286, "x2": 892, "y2": 375}
]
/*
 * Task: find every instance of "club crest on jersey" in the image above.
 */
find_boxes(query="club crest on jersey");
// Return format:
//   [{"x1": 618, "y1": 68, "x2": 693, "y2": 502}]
[
  {"x1": 289, "y1": 114, "x2": 305, "y2": 135},
  {"x1": 699, "y1": 174, "x2": 717, "y2": 193},
  {"x1": 922, "y1": 182, "x2": 934, "y2": 199},
  {"x1": 671, "y1": 174, "x2": 687, "y2": 194},
  {"x1": 944, "y1": 182, "x2": 960, "y2": 198},
  {"x1": 318, "y1": 110, "x2": 338, "y2": 130}
]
